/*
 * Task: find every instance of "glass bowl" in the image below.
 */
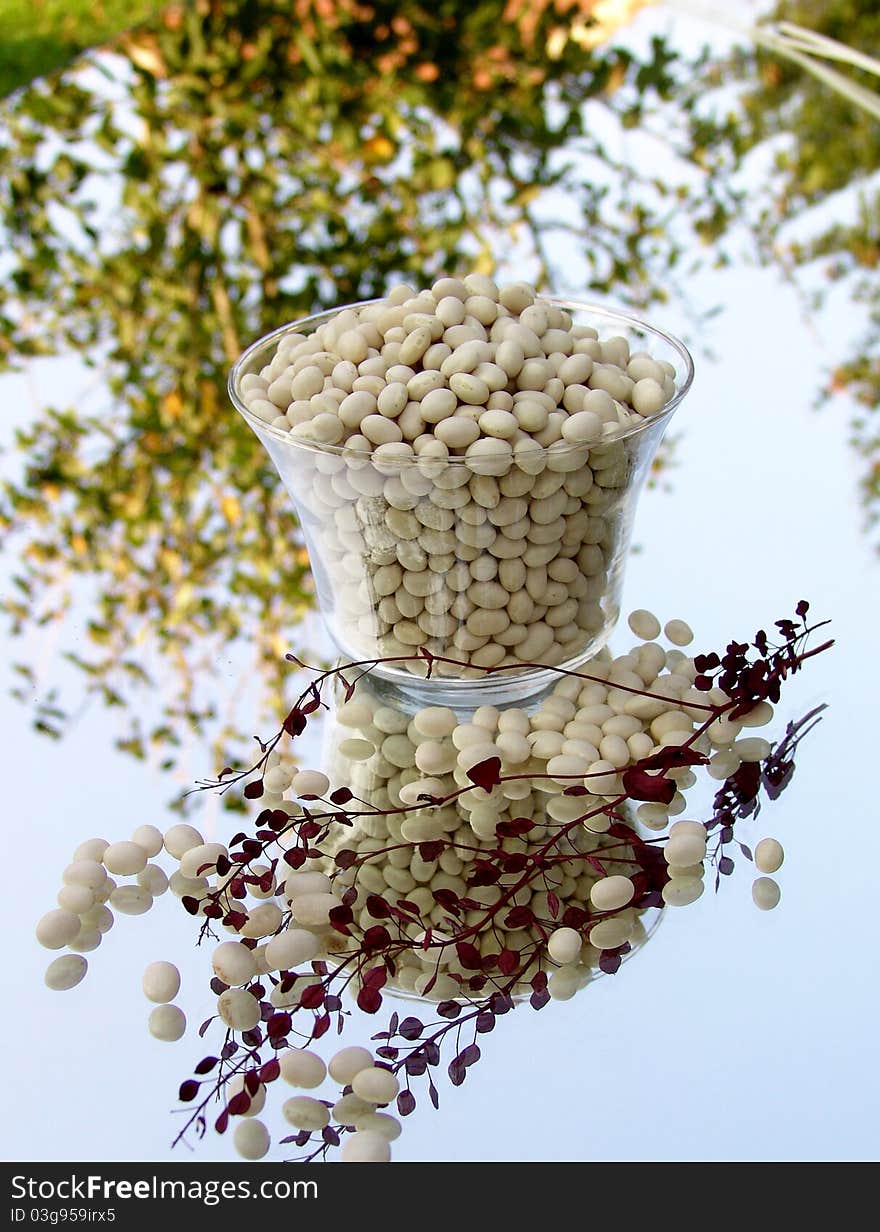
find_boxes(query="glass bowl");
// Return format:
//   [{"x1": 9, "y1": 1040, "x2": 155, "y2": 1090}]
[
  {"x1": 307, "y1": 673, "x2": 664, "y2": 1005},
  {"x1": 229, "y1": 298, "x2": 693, "y2": 707}
]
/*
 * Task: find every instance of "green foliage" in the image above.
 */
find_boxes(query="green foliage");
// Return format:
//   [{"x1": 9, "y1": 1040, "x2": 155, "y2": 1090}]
[
  {"x1": 0, "y1": 0, "x2": 166, "y2": 99},
  {"x1": 753, "y1": 1, "x2": 880, "y2": 208},
  {"x1": 0, "y1": 0, "x2": 708, "y2": 799}
]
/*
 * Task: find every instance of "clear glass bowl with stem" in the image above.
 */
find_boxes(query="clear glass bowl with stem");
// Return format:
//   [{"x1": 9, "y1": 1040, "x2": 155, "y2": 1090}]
[
  {"x1": 304, "y1": 671, "x2": 664, "y2": 1005},
  {"x1": 229, "y1": 298, "x2": 694, "y2": 709}
]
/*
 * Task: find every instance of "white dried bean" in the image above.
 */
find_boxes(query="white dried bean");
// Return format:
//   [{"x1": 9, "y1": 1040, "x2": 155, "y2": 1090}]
[
  {"x1": 479, "y1": 410, "x2": 518, "y2": 439},
  {"x1": 465, "y1": 438, "x2": 513, "y2": 476},
  {"x1": 398, "y1": 326, "x2": 433, "y2": 366},
  {"x1": 450, "y1": 372, "x2": 491, "y2": 405},
  {"x1": 632, "y1": 377, "x2": 667, "y2": 417}
]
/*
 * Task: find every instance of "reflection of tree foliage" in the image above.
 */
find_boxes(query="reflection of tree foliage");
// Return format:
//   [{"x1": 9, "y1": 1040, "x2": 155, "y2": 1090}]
[
  {"x1": 684, "y1": 0, "x2": 880, "y2": 547},
  {"x1": 0, "y1": 0, "x2": 165, "y2": 99},
  {"x1": 0, "y1": 0, "x2": 700, "y2": 792}
]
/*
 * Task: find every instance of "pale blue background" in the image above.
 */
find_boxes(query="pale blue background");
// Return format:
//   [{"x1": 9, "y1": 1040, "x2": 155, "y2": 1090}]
[{"x1": 2, "y1": 3, "x2": 877, "y2": 1162}]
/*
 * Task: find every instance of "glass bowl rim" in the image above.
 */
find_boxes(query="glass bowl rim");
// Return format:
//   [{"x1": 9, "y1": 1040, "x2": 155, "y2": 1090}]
[{"x1": 228, "y1": 296, "x2": 695, "y2": 463}]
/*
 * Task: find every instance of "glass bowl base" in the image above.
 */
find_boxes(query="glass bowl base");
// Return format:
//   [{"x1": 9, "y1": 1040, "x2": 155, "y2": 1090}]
[{"x1": 327, "y1": 625, "x2": 614, "y2": 714}]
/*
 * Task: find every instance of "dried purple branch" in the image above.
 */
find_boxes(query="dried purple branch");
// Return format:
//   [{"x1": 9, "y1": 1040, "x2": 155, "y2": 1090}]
[{"x1": 40, "y1": 605, "x2": 831, "y2": 1163}]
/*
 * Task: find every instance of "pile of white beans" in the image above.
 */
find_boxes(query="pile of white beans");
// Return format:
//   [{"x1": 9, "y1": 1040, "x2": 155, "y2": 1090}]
[
  {"x1": 36, "y1": 825, "x2": 169, "y2": 990},
  {"x1": 317, "y1": 608, "x2": 782, "y2": 935},
  {"x1": 237, "y1": 278, "x2": 681, "y2": 677},
  {"x1": 35, "y1": 610, "x2": 786, "y2": 1008},
  {"x1": 323, "y1": 683, "x2": 652, "y2": 1003},
  {"x1": 36, "y1": 611, "x2": 787, "y2": 1164}
]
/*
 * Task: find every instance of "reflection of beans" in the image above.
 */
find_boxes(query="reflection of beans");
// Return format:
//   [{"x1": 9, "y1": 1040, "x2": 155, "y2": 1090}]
[{"x1": 319, "y1": 664, "x2": 676, "y2": 998}]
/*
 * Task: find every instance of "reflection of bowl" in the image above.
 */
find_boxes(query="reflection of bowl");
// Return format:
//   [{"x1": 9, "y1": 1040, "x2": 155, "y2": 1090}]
[
  {"x1": 229, "y1": 298, "x2": 693, "y2": 706},
  {"x1": 313, "y1": 676, "x2": 663, "y2": 1006}
]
